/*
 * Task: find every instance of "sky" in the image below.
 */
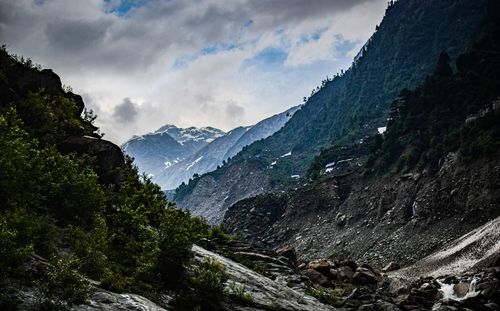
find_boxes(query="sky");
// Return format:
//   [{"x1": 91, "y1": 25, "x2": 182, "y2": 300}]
[{"x1": 0, "y1": 0, "x2": 387, "y2": 144}]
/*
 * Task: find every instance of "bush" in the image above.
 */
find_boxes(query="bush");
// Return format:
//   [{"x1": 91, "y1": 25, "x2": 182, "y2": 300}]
[
  {"x1": 37, "y1": 257, "x2": 92, "y2": 310},
  {"x1": 172, "y1": 258, "x2": 228, "y2": 311}
]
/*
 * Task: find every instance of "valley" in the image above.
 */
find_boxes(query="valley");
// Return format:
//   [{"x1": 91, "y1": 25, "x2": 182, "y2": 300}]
[{"x1": 1, "y1": 0, "x2": 500, "y2": 310}]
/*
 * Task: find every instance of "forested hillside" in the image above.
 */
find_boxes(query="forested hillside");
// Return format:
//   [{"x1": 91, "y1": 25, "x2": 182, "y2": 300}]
[
  {"x1": 175, "y1": 0, "x2": 498, "y2": 222},
  {"x1": 0, "y1": 47, "x2": 229, "y2": 310}
]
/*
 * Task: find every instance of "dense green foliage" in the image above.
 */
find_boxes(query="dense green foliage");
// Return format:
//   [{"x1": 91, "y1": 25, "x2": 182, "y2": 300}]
[
  {"x1": 0, "y1": 47, "x2": 226, "y2": 310},
  {"x1": 366, "y1": 23, "x2": 500, "y2": 173},
  {"x1": 171, "y1": 258, "x2": 229, "y2": 310}
]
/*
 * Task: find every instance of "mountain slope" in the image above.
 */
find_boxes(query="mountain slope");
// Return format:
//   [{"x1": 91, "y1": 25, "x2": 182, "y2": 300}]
[
  {"x1": 175, "y1": 0, "x2": 498, "y2": 222},
  {"x1": 223, "y1": 20, "x2": 500, "y2": 269},
  {"x1": 157, "y1": 105, "x2": 299, "y2": 190},
  {"x1": 156, "y1": 126, "x2": 251, "y2": 189},
  {"x1": 121, "y1": 125, "x2": 225, "y2": 178}
]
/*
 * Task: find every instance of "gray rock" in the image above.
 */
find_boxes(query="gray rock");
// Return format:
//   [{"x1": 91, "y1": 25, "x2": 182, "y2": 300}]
[
  {"x1": 193, "y1": 245, "x2": 334, "y2": 311},
  {"x1": 301, "y1": 269, "x2": 330, "y2": 287},
  {"x1": 336, "y1": 266, "x2": 355, "y2": 280},
  {"x1": 73, "y1": 290, "x2": 167, "y2": 311},
  {"x1": 353, "y1": 270, "x2": 377, "y2": 285},
  {"x1": 306, "y1": 259, "x2": 335, "y2": 275},
  {"x1": 452, "y1": 282, "x2": 470, "y2": 298},
  {"x1": 382, "y1": 262, "x2": 400, "y2": 272},
  {"x1": 58, "y1": 136, "x2": 125, "y2": 184}
]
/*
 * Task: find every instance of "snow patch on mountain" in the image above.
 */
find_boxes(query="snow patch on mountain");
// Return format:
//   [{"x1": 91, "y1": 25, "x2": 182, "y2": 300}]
[{"x1": 155, "y1": 105, "x2": 300, "y2": 190}]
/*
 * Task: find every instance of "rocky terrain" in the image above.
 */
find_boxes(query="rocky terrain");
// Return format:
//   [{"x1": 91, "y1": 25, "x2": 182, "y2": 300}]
[
  {"x1": 176, "y1": 159, "x2": 278, "y2": 224},
  {"x1": 224, "y1": 152, "x2": 500, "y2": 268},
  {"x1": 78, "y1": 231, "x2": 500, "y2": 311}
]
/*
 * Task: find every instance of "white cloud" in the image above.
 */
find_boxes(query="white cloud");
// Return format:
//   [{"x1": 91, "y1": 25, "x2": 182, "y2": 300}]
[{"x1": 0, "y1": 0, "x2": 387, "y2": 143}]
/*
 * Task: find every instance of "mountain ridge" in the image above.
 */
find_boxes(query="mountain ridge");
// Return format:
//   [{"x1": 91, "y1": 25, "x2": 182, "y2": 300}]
[
  {"x1": 157, "y1": 105, "x2": 300, "y2": 190},
  {"x1": 124, "y1": 105, "x2": 300, "y2": 190}
]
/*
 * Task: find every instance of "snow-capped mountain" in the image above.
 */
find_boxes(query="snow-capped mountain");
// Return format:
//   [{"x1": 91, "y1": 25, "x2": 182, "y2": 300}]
[
  {"x1": 121, "y1": 125, "x2": 225, "y2": 178},
  {"x1": 156, "y1": 105, "x2": 300, "y2": 189},
  {"x1": 154, "y1": 125, "x2": 225, "y2": 151},
  {"x1": 155, "y1": 126, "x2": 251, "y2": 189},
  {"x1": 123, "y1": 106, "x2": 299, "y2": 189}
]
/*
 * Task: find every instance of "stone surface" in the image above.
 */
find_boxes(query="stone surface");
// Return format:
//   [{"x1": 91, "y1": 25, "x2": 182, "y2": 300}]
[
  {"x1": 73, "y1": 291, "x2": 167, "y2": 311},
  {"x1": 301, "y1": 268, "x2": 330, "y2": 287},
  {"x1": 192, "y1": 245, "x2": 335, "y2": 311},
  {"x1": 58, "y1": 136, "x2": 125, "y2": 184}
]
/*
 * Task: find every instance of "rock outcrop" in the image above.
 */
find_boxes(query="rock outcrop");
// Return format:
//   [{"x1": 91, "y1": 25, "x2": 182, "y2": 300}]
[
  {"x1": 192, "y1": 245, "x2": 335, "y2": 311},
  {"x1": 73, "y1": 291, "x2": 168, "y2": 311},
  {"x1": 58, "y1": 136, "x2": 126, "y2": 184}
]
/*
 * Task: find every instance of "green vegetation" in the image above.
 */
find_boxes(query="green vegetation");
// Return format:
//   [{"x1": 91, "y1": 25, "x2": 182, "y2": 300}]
[
  {"x1": 225, "y1": 282, "x2": 253, "y2": 304},
  {"x1": 366, "y1": 21, "x2": 500, "y2": 173},
  {"x1": 171, "y1": 258, "x2": 229, "y2": 311},
  {"x1": 0, "y1": 46, "x2": 227, "y2": 310},
  {"x1": 305, "y1": 286, "x2": 352, "y2": 306}
]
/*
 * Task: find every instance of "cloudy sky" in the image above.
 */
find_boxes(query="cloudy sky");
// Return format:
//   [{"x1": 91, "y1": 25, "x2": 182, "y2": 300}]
[{"x1": 0, "y1": 0, "x2": 387, "y2": 144}]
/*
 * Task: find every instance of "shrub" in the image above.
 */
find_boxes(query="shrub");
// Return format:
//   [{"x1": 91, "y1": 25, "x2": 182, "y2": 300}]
[
  {"x1": 37, "y1": 257, "x2": 92, "y2": 310},
  {"x1": 171, "y1": 258, "x2": 228, "y2": 311}
]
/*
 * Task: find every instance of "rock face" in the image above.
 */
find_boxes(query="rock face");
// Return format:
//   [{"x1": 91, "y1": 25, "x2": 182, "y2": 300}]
[
  {"x1": 0, "y1": 53, "x2": 85, "y2": 116},
  {"x1": 223, "y1": 154, "x2": 500, "y2": 268},
  {"x1": 175, "y1": 160, "x2": 278, "y2": 224},
  {"x1": 73, "y1": 291, "x2": 168, "y2": 311},
  {"x1": 59, "y1": 136, "x2": 126, "y2": 184},
  {"x1": 192, "y1": 245, "x2": 335, "y2": 311},
  {"x1": 389, "y1": 215, "x2": 500, "y2": 282}
]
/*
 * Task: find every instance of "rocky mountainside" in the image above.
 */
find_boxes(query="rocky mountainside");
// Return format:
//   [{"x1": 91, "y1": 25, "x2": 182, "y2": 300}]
[
  {"x1": 156, "y1": 105, "x2": 299, "y2": 190},
  {"x1": 121, "y1": 125, "x2": 225, "y2": 179},
  {"x1": 223, "y1": 16, "x2": 500, "y2": 272},
  {"x1": 174, "y1": 0, "x2": 498, "y2": 223},
  {"x1": 224, "y1": 153, "x2": 500, "y2": 267}
]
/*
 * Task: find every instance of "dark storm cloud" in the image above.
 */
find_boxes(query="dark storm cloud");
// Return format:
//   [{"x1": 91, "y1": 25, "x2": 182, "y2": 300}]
[
  {"x1": 0, "y1": 0, "x2": 378, "y2": 73},
  {"x1": 113, "y1": 97, "x2": 138, "y2": 123},
  {"x1": 46, "y1": 18, "x2": 111, "y2": 52}
]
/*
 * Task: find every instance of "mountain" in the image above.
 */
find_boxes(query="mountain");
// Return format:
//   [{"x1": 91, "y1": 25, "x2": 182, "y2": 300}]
[
  {"x1": 174, "y1": 0, "x2": 498, "y2": 223},
  {"x1": 223, "y1": 16, "x2": 500, "y2": 269},
  {"x1": 121, "y1": 125, "x2": 225, "y2": 178},
  {"x1": 156, "y1": 105, "x2": 300, "y2": 189}
]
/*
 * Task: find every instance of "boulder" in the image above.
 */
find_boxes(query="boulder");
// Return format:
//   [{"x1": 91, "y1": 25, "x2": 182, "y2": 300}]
[
  {"x1": 452, "y1": 282, "x2": 470, "y2": 298},
  {"x1": 336, "y1": 213, "x2": 347, "y2": 226},
  {"x1": 358, "y1": 304, "x2": 376, "y2": 311},
  {"x1": 276, "y1": 246, "x2": 297, "y2": 267},
  {"x1": 332, "y1": 266, "x2": 354, "y2": 280},
  {"x1": 306, "y1": 259, "x2": 335, "y2": 275},
  {"x1": 339, "y1": 260, "x2": 358, "y2": 271},
  {"x1": 73, "y1": 290, "x2": 168, "y2": 311},
  {"x1": 301, "y1": 269, "x2": 330, "y2": 287},
  {"x1": 353, "y1": 269, "x2": 378, "y2": 285},
  {"x1": 58, "y1": 136, "x2": 125, "y2": 184}
]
